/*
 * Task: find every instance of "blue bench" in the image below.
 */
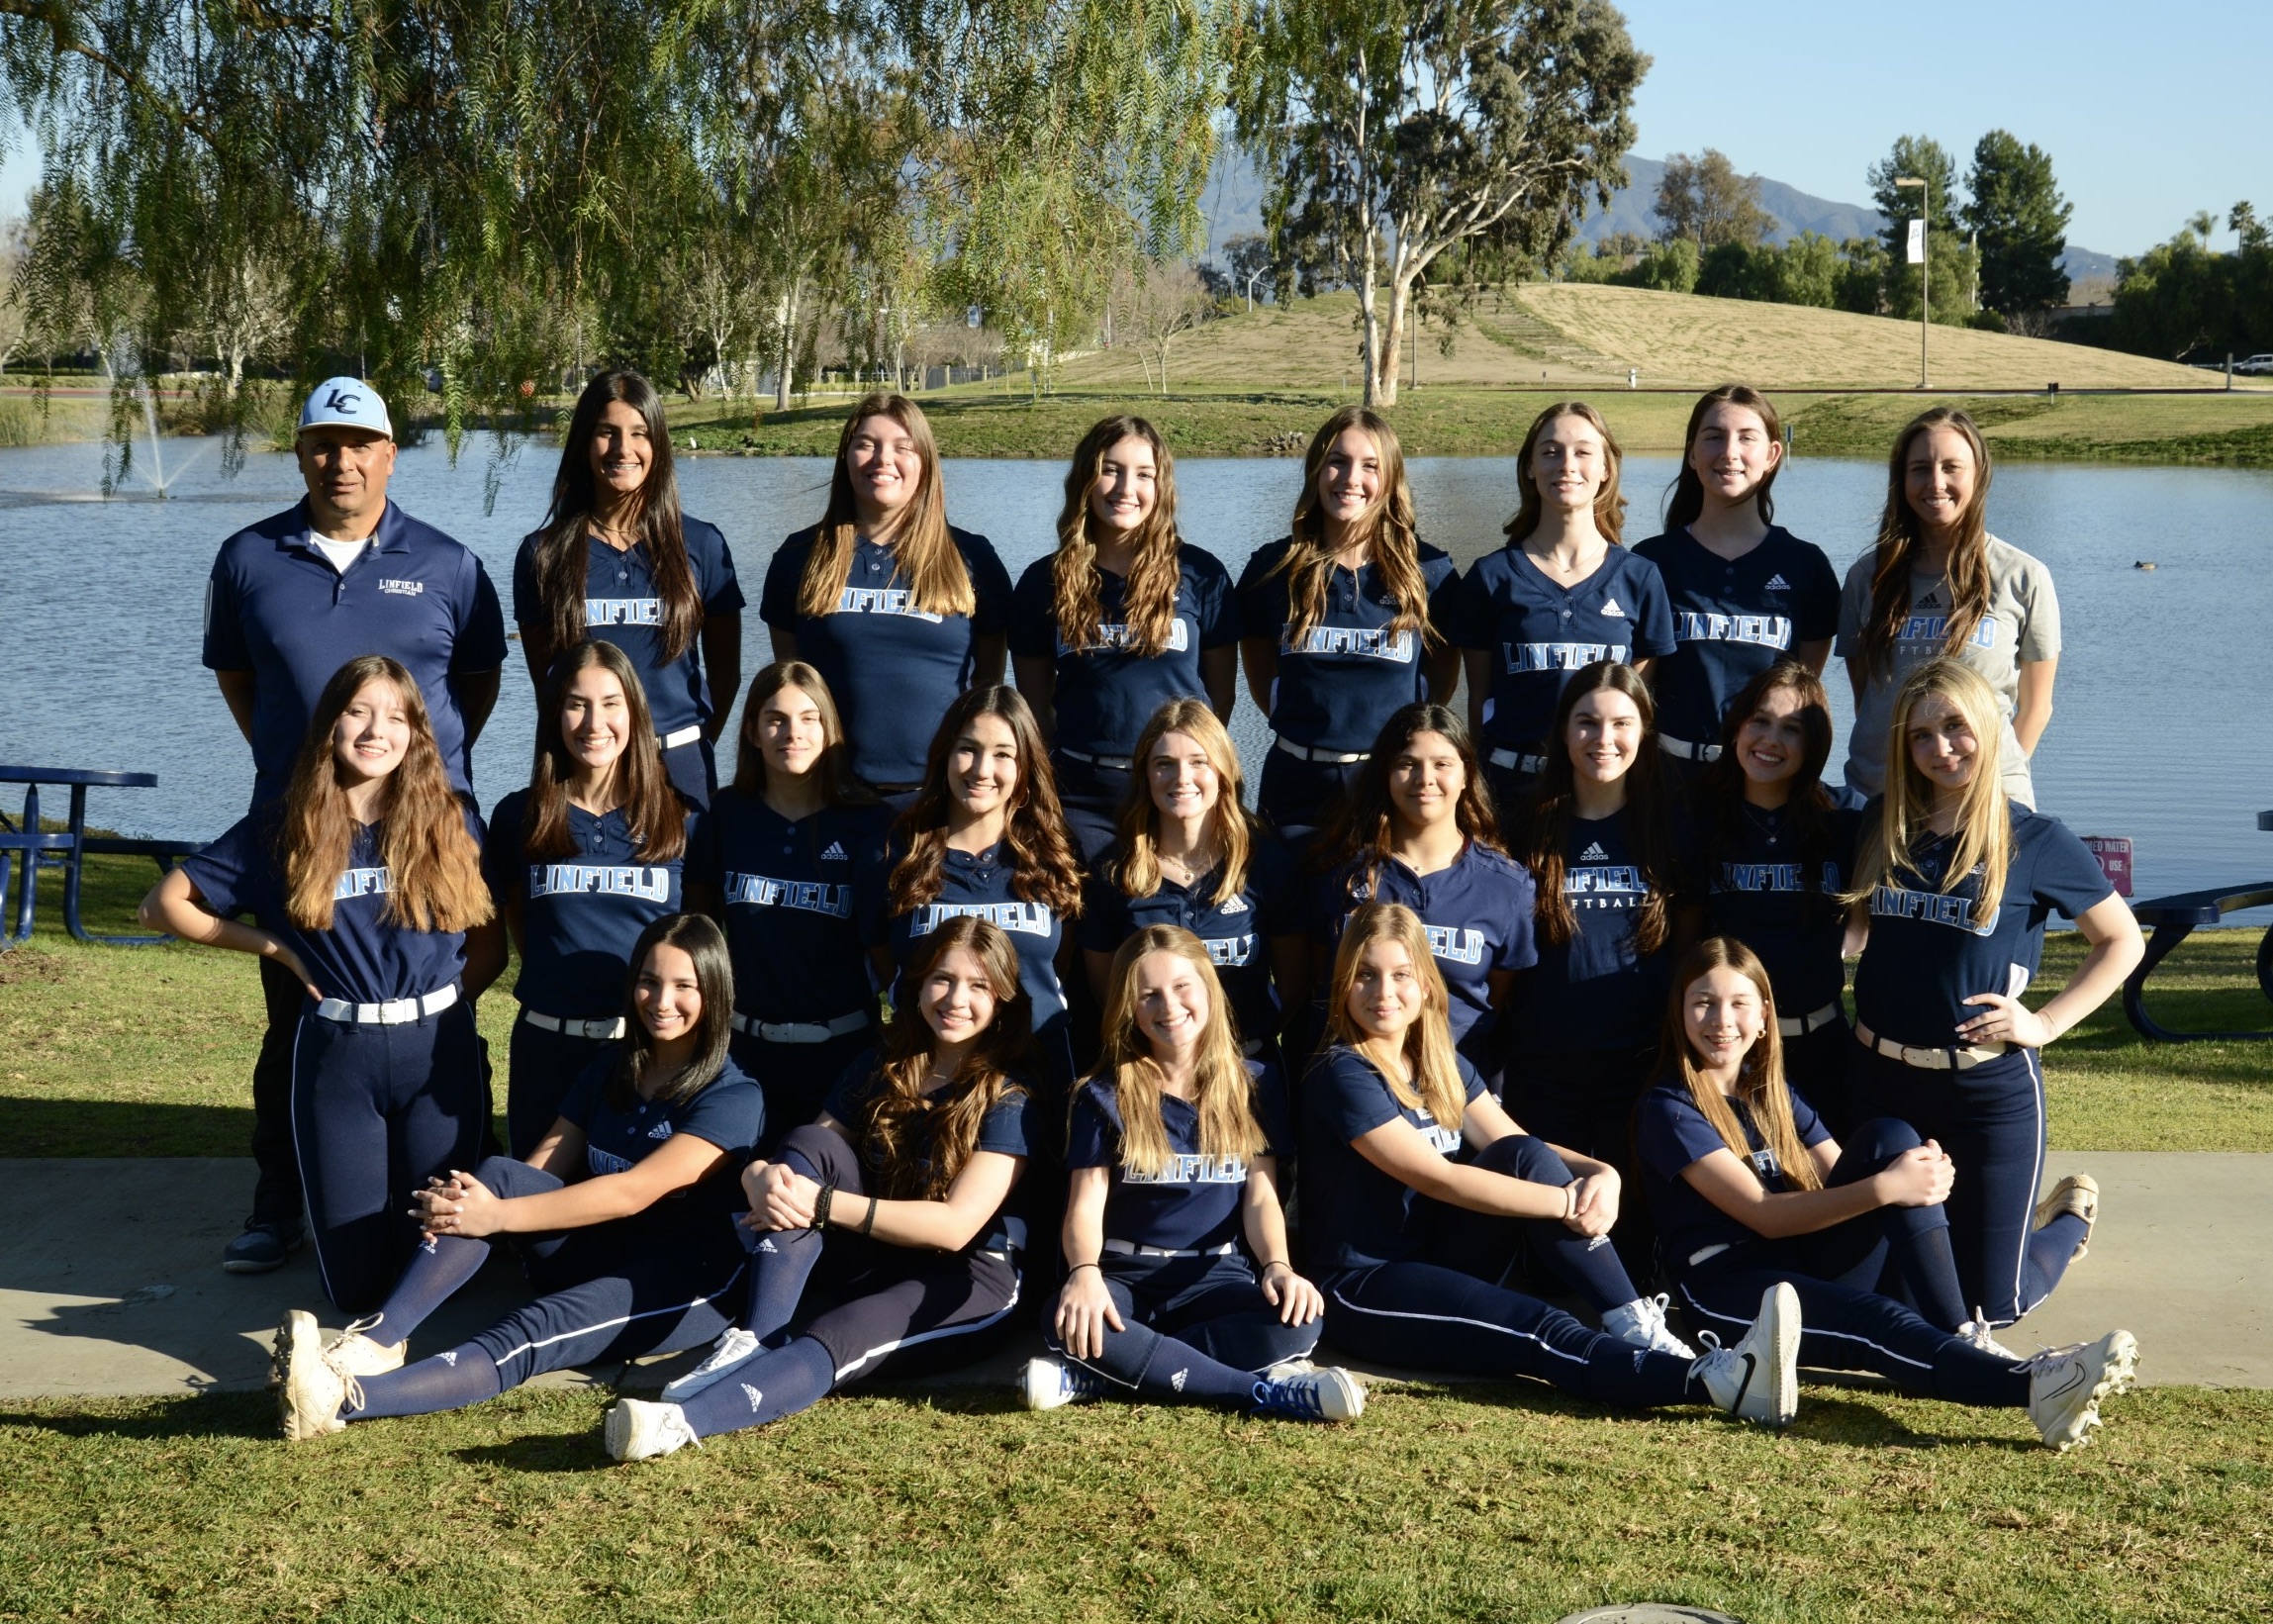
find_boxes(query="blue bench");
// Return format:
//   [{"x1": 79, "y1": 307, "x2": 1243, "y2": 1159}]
[
  {"x1": 0, "y1": 766, "x2": 207, "y2": 948},
  {"x1": 2122, "y1": 881, "x2": 2273, "y2": 1043}
]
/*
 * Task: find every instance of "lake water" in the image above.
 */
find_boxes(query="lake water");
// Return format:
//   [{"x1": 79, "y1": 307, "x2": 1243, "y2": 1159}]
[{"x1": 3, "y1": 436, "x2": 2269, "y2": 919}]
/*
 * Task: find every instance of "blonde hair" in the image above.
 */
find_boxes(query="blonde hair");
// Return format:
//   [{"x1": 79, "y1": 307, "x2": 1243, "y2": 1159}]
[
  {"x1": 1504, "y1": 401, "x2": 1629, "y2": 546},
  {"x1": 1106, "y1": 700, "x2": 1254, "y2": 907},
  {"x1": 1847, "y1": 658, "x2": 2012, "y2": 927},
  {"x1": 1324, "y1": 903, "x2": 1467, "y2": 1131},
  {"x1": 1855, "y1": 409, "x2": 1995, "y2": 677},
  {"x1": 796, "y1": 393, "x2": 975, "y2": 619},
  {"x1": 1052, "y1": 417, "x2": 1184, "y2": 654},
  {"x1": 1661, "y1": 937, "x2": 1823, "y2": 1194},
  {"x1": 1273, "y1": 406, "x2": 1436, "y2": 648},
  {"x1": 1092, "y1": 926, "x2": 1267, "y2": 1179}
]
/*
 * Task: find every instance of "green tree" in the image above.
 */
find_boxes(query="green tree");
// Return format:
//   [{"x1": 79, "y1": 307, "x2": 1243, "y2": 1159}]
[
  {"x1": 1867, "y1": 136, "x2": 1959, "y2": 263},
  {"x1": 1653, "y1": 149, "x2": 1773, "y2": 249},
  {"x1": 1616, "y1": 237, "x2": 1696, "y2": 293},
  {"x1": 1695, "y1": 239, "x2": 1775, "y2": 300},
  {"x1": 1964, "y1": 130, "x2": 2070, "y2": 317},
  {"x1": 1835, "y1": 237, "x2": 1888, "y2": 314},
  {"x1": 2107, "y1": 205, "x2": 2273, "y2": 361},
  {"x1": 1774, "y1": 232, "x2": 1840, "y2": 309}
]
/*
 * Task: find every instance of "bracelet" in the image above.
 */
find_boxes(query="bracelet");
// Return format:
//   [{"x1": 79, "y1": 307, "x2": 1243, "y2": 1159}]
[
  {"x1": 1563, "y1": 1181, "x2": 1578, "y2": 1220},
  {"x1": 812, "y1": 1183, "x2": 836, "y2": 1231},
  {"x1": 1259, "y1": 1259, "x2": 1291, "y2": 1274},
  {"x1": 858, "y1": 1194, "x2": 878, "y2": 1237},
  {"x1": 1068, "y1": 1261, "x2": 1102, "y2": 1275}
]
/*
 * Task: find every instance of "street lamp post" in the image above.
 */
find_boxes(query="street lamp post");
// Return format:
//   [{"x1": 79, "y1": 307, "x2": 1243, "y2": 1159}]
[
  {"x1": 1245, "y1": 268, "x2": 1268, "y2": 314},
  {"x1": 1896, "y1": 175, "x2": 1929, "y2": 388}
]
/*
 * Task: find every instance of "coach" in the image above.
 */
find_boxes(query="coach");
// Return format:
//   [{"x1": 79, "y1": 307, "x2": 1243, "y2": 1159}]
[{"x1": 200, "y1": 377, "x2": 508, "y2": 1274}]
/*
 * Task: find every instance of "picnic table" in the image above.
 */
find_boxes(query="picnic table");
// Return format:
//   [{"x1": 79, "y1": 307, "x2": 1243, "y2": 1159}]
[
  {"x1": 2118, "y1": 811, "x2": 2273, "y2": 1042},
  {"x1": 0, "y1": 766, "x2": 206, "y2": 948}
]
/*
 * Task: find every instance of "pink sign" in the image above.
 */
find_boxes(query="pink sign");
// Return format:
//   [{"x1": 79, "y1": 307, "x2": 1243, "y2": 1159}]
[{"x1": 2083, "y1": 835, "x2": 2133, "y2": 898}]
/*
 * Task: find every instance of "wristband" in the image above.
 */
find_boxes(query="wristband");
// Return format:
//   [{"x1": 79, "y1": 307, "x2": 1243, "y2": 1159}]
[
  {"x1": 812, "y1": 1183, "x2": 836, "y2": 1231},
  {"x1": 1260, "y1": 1259, "x2": 1291, "y2": 1274},
  {"x1": 1069, "y1": 1261, "x2": 1102, "y2": 1276},
  {"x1": 858, "y1": 1194, "x2": 878, "y2": 1236},
  {"x1": 1563, "y1": 1181, "x2": 1578, "y2": 1220}
]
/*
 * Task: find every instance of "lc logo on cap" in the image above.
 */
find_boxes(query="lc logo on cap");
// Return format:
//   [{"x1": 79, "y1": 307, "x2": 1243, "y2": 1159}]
[{"x1": 298, "y1": 376, "x2": 394, "y2": 438}]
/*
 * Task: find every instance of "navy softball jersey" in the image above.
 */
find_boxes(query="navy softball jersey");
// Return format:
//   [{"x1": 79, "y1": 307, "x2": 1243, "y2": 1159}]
[
  {"x1": 1080, "y1": 838, "x2": 1303, "y2": 1047},
  {"x1": 1635, "y1": 1082, "x2": 1833, "y2": 1271},
  {"x1": 1504, "y1": 812, "x2": 1680, "y2": 1055},
  {"x1": 482, "y1": 791, "x2": 688, "y2": 1018},
  {"x1": 1851, "y1": 802, "x2": 2114, "y2": 1049},
  {"x1": 759, "y1": 525, "x2": 1014, "y2": 786},
  {"x1": 1064, "y1": 1062, "x2": 1292, "y2": 1255},
  {"x1": 823, "y1": 1057, "x2": 1033, "y2": 1253},
  {"x1": 859, "y1": 843, "x2": 1070, "y2": 1050},
  {"x1": 694, "y1": 791, "x2": 890, "y2": 1026},
  {"x1": 1701, "y1": 802, "x2": 1860, "y2": 1019},
  {"x1": 203, "y1": 500, "x2": 509, "y2": 810},
  {"x1": 1452, "y1": 545, "x2": 1676, "y2": 754},
  {"x1": 1301, "y1": 1045, "x2": 1486, "y2": 1272},
  {"x1": 1235, "y1": 537, "x2": 1461, "y2": 754},
  {"x1": 1007, "y1": 549, "x2": 1238, "y2": 758},
  {"x1": 1630, "y1": 527, "x2": 1840, "y2": 748},
  {"x1": 510, "y1": 519, "x2": 744, "y2": 739},
  {"x1": 558, "y1": 1052, "x2": 767, "y2": 1233}
]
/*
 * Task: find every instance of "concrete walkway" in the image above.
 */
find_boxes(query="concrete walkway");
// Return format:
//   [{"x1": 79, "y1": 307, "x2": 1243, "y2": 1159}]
[{"x1": 2, "y1": 1153, "x2": 2267, "y2": 1400}]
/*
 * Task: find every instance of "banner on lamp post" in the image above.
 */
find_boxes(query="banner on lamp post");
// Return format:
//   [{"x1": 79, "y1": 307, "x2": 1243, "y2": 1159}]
[{"x1": 1906, "y1": 219, "x2": 1927, "y2": 264}]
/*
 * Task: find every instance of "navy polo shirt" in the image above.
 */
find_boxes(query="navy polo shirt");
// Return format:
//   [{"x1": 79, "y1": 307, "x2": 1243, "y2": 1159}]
[
  {"x1": 1636, "y1": 1080, "x2": 1832, "y2": 1273},
  {"x1": 483, "y1": 790, "x2": 689, "y2": 1019},
  {"x1": 823, "y1": 1053, "x2": 1032, "y2": 1253},
  {"x1": 1505, "y1": 812, "x2": 1677, "y2": 1054},
  {"x1": 511, "y1": 519, "x2": 744, "y2": 737},
  {"x1": 859, "y1": 842, "x2": 1069, "y2": 1041},
  {"x1": 1235, "y1": 537, "x2": 1461, "y2": 753},
  {"x1": 182, "y1": 808, "x2": 481, "y2": 1005},
  {"x1": 203, "y1": 500, "x2": 508, "y2": 809},
  {"x1": 1631, "y1": 526, "x2": 1840, "y2": 747},
  {"x1": 1701, "y1": 802, "x2": 1860, "y2": 1017},
  {"x1": 759, "y1": 525, "x2": 1014, "y2": 785},
  {"x1": 1300, "y1": 1044, "x2": 1486, "y2": 1272},
  {"x1": 1080, "y1": 837, "x2": 1302, "y2": 1046},
  {"x1": 1064, "y1": 1060, "x2": 1292, "y2": 1255},
  {"x1": 1313, "y1": 842, "x2": 1540, "y2": 1069},
  {"x1": 559, "y1": 1052, "x2": 767, "y2": 1235},
  {"x1": 1007, "y1": 547, "x2": 1238, "y2": 757},
  {"x1": 692, "y1": 790, "x2": 891, "y2": 1023},
  {"x1": 1452, "y1": 545, "x2": 1675, "y2": 752},
  {"x1": 1851, "y1": 801, "x2": 2115, "y2": 1049}
]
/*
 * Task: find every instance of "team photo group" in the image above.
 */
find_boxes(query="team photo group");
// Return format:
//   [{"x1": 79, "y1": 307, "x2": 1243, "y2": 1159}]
[{"x1": 150, "y1": 366, "x2": 2147, "y2": 1465}]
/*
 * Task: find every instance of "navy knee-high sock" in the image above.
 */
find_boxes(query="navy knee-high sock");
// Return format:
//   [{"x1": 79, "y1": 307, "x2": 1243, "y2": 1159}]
[
  {"x1": 676, "y1": 1336, "x2": 837, "y2": 1436},
  {"x1": 1931, "y1": 1340, "x2": 2033, "y2": 1408},
  {"x1": 2021, "y1": 1212, "x2": 2089, "y2": 1314},
  {"x1": 1883, "y1": 1214, "x2": 1971, "y2": 1330},
  {"x1": 1130, "y1": 1335, "x2": 1265, "y2": 1406},
  {"x1": 737, "y1": 1147, "x2": 829, "y2": 1341},
  {"x1": 345, "y1": 1345, "x2": 504, "y2": 1420},
  {"x1": 1526, "y1": 1221, "x2": 1642, "y2": 1313},
  {"x1": 360, "y1": 1233, "x2": 493, "y2": 1348}
]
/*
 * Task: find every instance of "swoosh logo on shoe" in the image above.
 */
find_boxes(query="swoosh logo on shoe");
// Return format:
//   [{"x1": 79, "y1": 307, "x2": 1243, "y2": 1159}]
[{"x1": 1736, "y1": 1352, "x2": 1757, "y2": 1411}]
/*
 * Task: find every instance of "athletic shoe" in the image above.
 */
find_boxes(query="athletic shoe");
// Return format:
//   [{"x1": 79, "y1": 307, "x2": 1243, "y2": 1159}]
[
  {"x1": 224, "y1": 1219, "x2": 304, "y2": 1275},
  {"x1": 604, "y1": 1397, "x2": 702, "y2": 1462},
  {"x1": 274, "y1": 1309, "x2": 358, "y2": 1442},
  {"x1": 1602, "y1": 1292, "x2": 1696, "y2": 1359},
  {"x1": 2035, "y1": 1173, "x2": 2101, "y2": 1261},
  {"x1": 660, "y1": 1327, "x2": 763, "y2": 1404},
  {"x1": 1690, "y1": 1282, "x2": 1801, "y2": 1426},
  {"x1": 1957, "y1": 1308, "x2": 2022, "y2": 1363},
  {"x1": 1259, "y1": 1357, "x2": 1318, "y2": 1383},
  {"x1": 327, "y1": 1315, "x2": 406, "y2": 1379},
  {"x1": 2027, "y1": 1330, "x2": 2139, "y2": 1452},
  {"x1": 1251, "y1": 1367, "x2": 1366, "y2": 1422},
  {"x1": 1017, "y1": 1356, "x2": 1106, "y2": 1411}
]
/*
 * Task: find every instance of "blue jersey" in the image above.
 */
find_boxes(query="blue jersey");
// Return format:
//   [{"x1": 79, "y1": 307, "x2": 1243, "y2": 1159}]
[
  {"x1": 1631, "y1": 526, "x2": 1840, "y2": 746},
  {"x1": 759, "y1": 525, "x2": 1014, "y2": 785},
  {"x1": 1505, "y1": 811, "x2": 1680, "y2": 1055},
  {"x1": 511, "y1": 519, "x2": 744, "y2": 737},
  {"x1": 1851, "y1": 801, "x2": 2114, "y2": 1049},
  {"x1": 482, "y1": 790, "x2": 688, "y2": 1019},
  {"x1": 1313, "y1": 842, "x2": 1540, "y2": 1069},
  {"x1": 1452, "y1": 544, "x2": 1675, "y2": 752},
  {"x1": 1300, "y1": 1044, "x2": 1486, "y2": 1272},
  {"x1": 859, "y1": 842, "x2": 1069, "y2": 1043},
  {"x1": 692, "y1": 790, "x2": 890, "y2": 1023},
  {"x1": 823, "y1": 1053, "x2": 1032, "y2": 1253},
  {"x1": 182, "y1": 808, "x2": 483, "y2": 1005},
  {"x1": 1699, "y1": 801, "x2": 1860, "y2": 1017},
  {"x1": 1635, "y1": 1080, "x2": 1832, "y2": 1273},
  {"x1": 559, "y1": 1052, "x2": 767, "y2": 1235},
  {"x1": 1064, "y1": 1061, "x2": 1291, "y2": 1256},
  {"x1": 1079, "y1": 837, "x2": 1302, "y2": 1047},
  {"x1": 203, "y1": 501, "x2": 509, "y2": 810},
  {"x1": 1007, "y1": 547, "x2": 1238, "y2": 757}
]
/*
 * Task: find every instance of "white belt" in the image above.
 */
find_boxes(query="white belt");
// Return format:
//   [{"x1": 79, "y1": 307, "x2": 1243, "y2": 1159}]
[
  {"x1": 1486, "y1": 746, "x2": 1548, "y2": 774},
  {"x1": 731, "y1": 1008, "x2": 871, "y2": 1044},
  {"x1": 315, "y1": 984, "x2": 458, "y2": 1025},
  {"x1": 1853, "y1": 1020, "x2": 2007, "y2": 1072},
  {"x1": 1659, "y1": 735, "x2": 1722, "y2": 762},
  {"x1": 1274, "y1": 737, "x2": 1369, "y2": 765},
  {"x1": 1689, "y1": 1243, "x2": 1732, "y2": 1268},
  {"x1": 1777, "y1": 1001, "x2": 1844, "y2": 1039},
  {"x1": 1103, "y1": 1238, "x2": 1239, "y2": 1260},
  {"x1": 1059, "y1": 746, "x2": 1133, "y2": 772},
  {"x1": 660, "y1": 724, "x2": 704, "y2": 750},
  {"x1": 521, "y1": 1008, "x2": 625, "y2": 1040}
]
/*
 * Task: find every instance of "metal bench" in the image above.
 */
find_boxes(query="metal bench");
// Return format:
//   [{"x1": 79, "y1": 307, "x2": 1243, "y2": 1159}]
[
  {"x1": 0, "y1": 766, "x2": 205, "y2": 948},
  {"x1": 2121, "y1": 882, "x2": 2273, "y2": 1043}
]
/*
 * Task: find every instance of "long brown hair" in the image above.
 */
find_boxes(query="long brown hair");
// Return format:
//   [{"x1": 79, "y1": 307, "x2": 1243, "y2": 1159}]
[
  {"x1": 521, "y1": 640, "x2": 687, "y2": 864},
  {"x1": 1270, "y1": 406, "x2": 1436, "y2": 648},
  {"x1": 1691, "y1": 660, "x2": 1838, "y2": 924},
  {"x1": 729, "y1": 659, "x2": 874, "y2": 807},
  {"x1": 528, "y1": 370, "x2": 700, "y2": 663},
  {"x1": 1514, "y1": 661, "x2": 1674, "y2": 952},
  {"x1": 1503, "y1": 401, "x2": 1629, "y2": 546},
  {"x1": 1314, "y1": 703, "x2": 1502, "y2": 882},
  {"x1": 1105, "y1": 699, "x2": 1255, "y2": 907},
  {"x1": 1662, "y1": 384, "x2": 1784, "y2": 532},
  {"x1": 1661, "y1": 936, "x2": 1823, "y2": 1193},
  {"x1": 887, "y1": 685, "x2": 1083, "y2": 917},
  {"x1": 1854, "y1": 408, "x2": 1995, "y2": 677},
  {"x1": 278, "y1": 655, "x2": 493, "y2": 933},
  {"x1": 795, "y1": 393, "x2": 973, "y2": 619},
  {"x1": 854, "y1": 916, "x2": 1031, "y2": 1200},
  {"x1": 1845, "y1": 657, "x2": 2013, "y2": 926},
  {"x1": 1051, "y1": 416, "x2": 1184, "y2": 655},
  {"x1": 606, "y1": 912, "x2": 735, "y2": 1111},
  {"x1": 1092, "y1": 926, "x2": 1267, "y2": 1177},
  {"x1": 1324, "y1": 903, "x2": 1468, "y2": 1131}
]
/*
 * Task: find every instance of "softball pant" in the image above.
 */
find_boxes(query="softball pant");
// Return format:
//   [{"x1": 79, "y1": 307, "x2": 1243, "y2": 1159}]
[
  {"x1": 1501, "y1": 1043, "x2": 1659, "y2": 1282},
  {"x1": 1051, "y1": 750, "x2": 1134, "y2": 868},
  {"x1": 505, "y1": 1015, "x2": 616, "y2": 1160},
  {"x1": 1047, "y1": 1252, "x2": 1321, "y2": 1400},
  {"x1": 729, "y1": 1023, "x2": 877, "y2": 1156},
  {"x1": 1257, "y1": 748, "x2": 1365, "y2": 850}
]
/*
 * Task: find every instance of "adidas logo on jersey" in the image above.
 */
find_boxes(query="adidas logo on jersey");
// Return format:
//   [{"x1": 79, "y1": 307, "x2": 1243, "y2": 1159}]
[
  {"x1": 1763, "y1": 573, "x2": 1791, "y2": 591},
  {"x1": 646, "y1": 1120, "x2": 674, "y2": 1140},
  {"x1": 1580, "y1": 841, "x2": 1610, "y2": 862},
  {"x1": 742, "y1": 1383, "x2": 765, "y2": 1412},
  {"x1": 1599, "y1": 598, "x2": 1628, "y2": 619},
  {"x1": 820, "y1": 841, "x2": 848, "y2": 862}
]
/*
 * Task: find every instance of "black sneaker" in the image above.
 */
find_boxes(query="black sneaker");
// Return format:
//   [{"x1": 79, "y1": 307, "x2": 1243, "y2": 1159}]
[{"x1": 223, "y1": 1219, "x2": 305, "y2": 1275}]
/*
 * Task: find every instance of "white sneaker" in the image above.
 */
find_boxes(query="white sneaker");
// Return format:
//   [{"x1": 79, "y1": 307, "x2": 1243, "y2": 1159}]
[
  {"x1": 661, "y1": 1327, "x2": 764, "y2": 1403},
  {"x1": 274, "y1": 1309, "x2": 357, "y2": 1441},
  {"x1": 1253, "y1": 1366, "x2": 1366, "y2": 1422},
  {"x1": 1017, "y1": 1356, "x2": 1106, "y2": 1411},
  {"x1": 1690, "y1": 1282, "x2": 1801, "y2": 1426},
  {"x1": 2035, "y1": 1173, "x2": 2100, "y2": 1262},
  {"x1": 1602, "y1": 1292, "x2": 1696, "y2": 1359},
  {"x1": 328, "y1": 1314, "x2": 407, "y2": 1379},
  {"x1": 1259, "y1": 1357, "x2": 1317, "y2": 1383},
  {"x1": 1957, "y1": 1308, "x2": 2022, "y2": 1363},
  {"x1": 2027, "y1": 1330, "x2": 2138, "y2": 1452},
  {"x1": 604, "y1": 1397, "x2": 703, "y2": 1462}
]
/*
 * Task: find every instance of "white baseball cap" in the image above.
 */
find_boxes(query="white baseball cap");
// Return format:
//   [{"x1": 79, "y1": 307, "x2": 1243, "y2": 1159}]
[{"x1": 298, "y1": 377, "x2": 394, "y2": 438}]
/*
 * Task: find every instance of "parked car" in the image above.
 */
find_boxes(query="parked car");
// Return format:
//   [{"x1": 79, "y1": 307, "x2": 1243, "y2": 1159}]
[{"x1": 2234, "y1": 354, "x2": 2273, "y2": 375}]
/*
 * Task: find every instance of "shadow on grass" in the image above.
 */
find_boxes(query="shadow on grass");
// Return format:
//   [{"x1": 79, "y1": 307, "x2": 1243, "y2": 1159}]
[
  {"x1": 0, "y1": 1098, "x2": 254, "y2": 1159},
  {"x1": 450, "y1": 1431, "x2": 615, "y2": 1474},
  {"x1": 0, "y1": 1391, "x2": 277, "y2": 1441}
]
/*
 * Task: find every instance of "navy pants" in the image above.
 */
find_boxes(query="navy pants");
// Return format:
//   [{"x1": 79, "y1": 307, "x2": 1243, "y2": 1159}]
[
  {"x1": 1848, "y1": 1042, "x2": 2074, "y2": 1327},
  {"x1": 660, "y1": 735, "x2": 715, "y2": 812},
  {"x1": 1482, "y1": 760, "x2": 1541, "y2": 827},
  {"x1": 1783, "y1": 1015, "x2": 1856, "y2": 1140},
  {"x1": 1257, "y1": 748, "x2": 1364, "y2": 850},
  {"x1": 1501, "y1": 1044, "x2": 1659, "y2": 1282},
  {"x1": 290, "y1": 1000, "x2": 487, "y2": 1314},
  {"x1": 1052, "y1": 751, "x2": 1133, "y2": 868},
  {"x1": 729, "y1": 1025, "x2": 876, "y2": 1156},
  {"x1": 250, "y1": 953, "x2": 309, "y2": 1225},
  {"x1": 1046, "y1": 1253, "x2": 1320, "y2": 1390},
  {"x1": 1675, "y1": 1119, "x2": 2029, "y2": 1409},
  {"x1": 506, "y1": 1016, "x2": 617, "y2": 1160}
]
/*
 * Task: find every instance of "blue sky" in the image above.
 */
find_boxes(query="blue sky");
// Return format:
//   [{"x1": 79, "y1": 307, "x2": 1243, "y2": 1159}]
[{"x1": 1615, "y1": 0, "x2": 2271, "y2": 256}]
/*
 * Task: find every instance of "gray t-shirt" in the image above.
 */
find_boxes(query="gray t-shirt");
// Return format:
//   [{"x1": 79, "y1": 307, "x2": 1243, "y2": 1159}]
[{"x1": 1835, "y1": 533, "x2": 2060, "y2": 807}]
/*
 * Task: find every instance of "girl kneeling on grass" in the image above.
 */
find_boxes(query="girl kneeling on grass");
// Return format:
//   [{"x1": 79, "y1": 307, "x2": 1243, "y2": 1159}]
[
  {"x1": 272, "y1": 912, "x2": 766, "y2": 1439},
  {"x1": 603, "y1": 915, "x2": 1033, "y2": 1460},
  {"x1": 1023, "y1": 925, "x2": 1359, "y2": 1420},
  {"x1": 1303, "y1": 903, "x2": 1799, "y2": 1422},
  {"x1": 1636, "y1": 936, "x2": 2137, "y2": 1450}
]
